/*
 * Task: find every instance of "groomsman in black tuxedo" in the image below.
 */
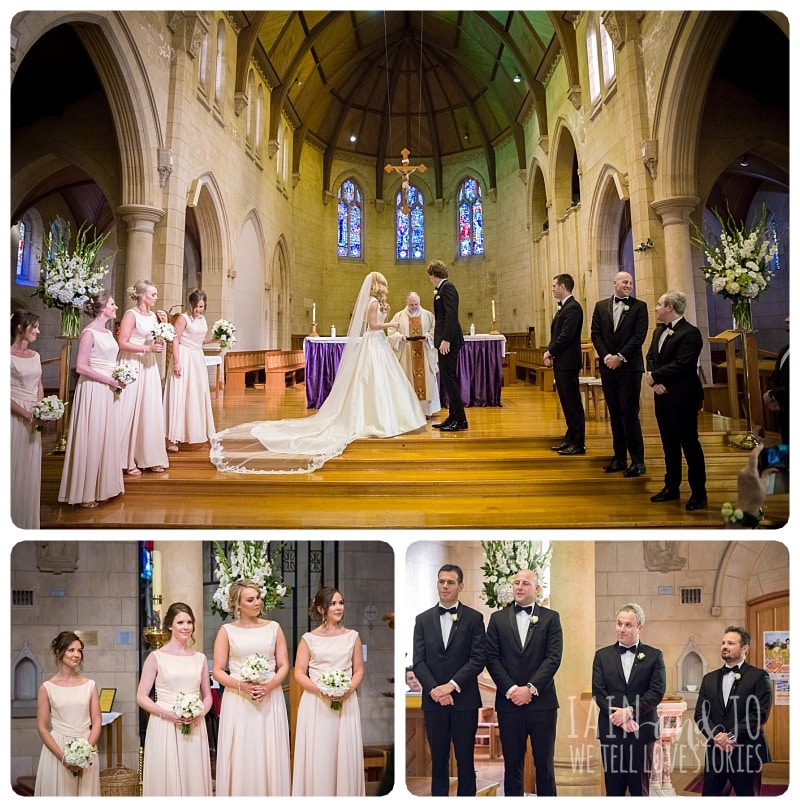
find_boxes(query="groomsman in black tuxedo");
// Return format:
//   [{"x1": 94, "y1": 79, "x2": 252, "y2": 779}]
[
  {"x1": 694, "y1": 626, "x2": 772, "y2": 796},
  {"x1": 427, "y1": 260, "x2": 467, "y2": 431},
  {"x1": 486, "y1": 569, "x2": 563, "y2": 796},
  {"x1": 645, "y1": 290, "x2": 707, "y2": 510},
  {"x1": 591, "y1": 271, "x2": 649, "y2": 476},
  {"x1": 413, "y1": 564, "x2": 486, "y2": 796},
  {"x1": 592, "y1": 603, "x2": 666, "y2": 797},
  {"x1": 544, "y1": 273, "x2": 585, "y2": 455},
  {"x1": 762, "y1": 315, "x2": 789, "y2": 444}
]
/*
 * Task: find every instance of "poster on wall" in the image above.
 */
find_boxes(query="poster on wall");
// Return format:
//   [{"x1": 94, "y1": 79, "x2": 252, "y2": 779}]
[{"x1": 764, "y1": 630, "x2": 789, "y2": 706}]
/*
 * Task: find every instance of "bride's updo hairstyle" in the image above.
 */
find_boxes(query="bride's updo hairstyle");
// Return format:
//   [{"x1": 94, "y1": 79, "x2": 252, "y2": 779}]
[{"x1": 369, "y1": 272, "x2": 388, "y2": 305}]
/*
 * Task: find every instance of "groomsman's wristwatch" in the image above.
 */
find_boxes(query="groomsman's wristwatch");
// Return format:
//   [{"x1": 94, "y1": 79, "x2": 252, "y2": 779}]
[{"x1": 526, "y1": 683, "x2": 538, "y2": 696}]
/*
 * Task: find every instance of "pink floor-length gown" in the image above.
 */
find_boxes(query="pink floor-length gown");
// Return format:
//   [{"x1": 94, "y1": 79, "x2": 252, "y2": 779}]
[{"x1": 10, "y1": 352, "x2": 42, "y2": 528}]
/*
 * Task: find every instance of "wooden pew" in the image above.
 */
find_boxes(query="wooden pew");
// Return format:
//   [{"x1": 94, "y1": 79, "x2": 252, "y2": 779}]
[
  {"x1": 265, "y1": 349, "x2": 305, "y2": 390},
  {"x1": 224, "y1": 350, "x2": 267, "y2": 391},
  {"x1": 514, "y1": 346, "x2": 554, "y2": 391}
]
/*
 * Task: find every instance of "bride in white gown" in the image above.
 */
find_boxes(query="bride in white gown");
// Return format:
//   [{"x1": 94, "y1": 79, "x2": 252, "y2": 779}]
[{"x1": 210, "y1": 272, "x2": 427, "y2": 473}]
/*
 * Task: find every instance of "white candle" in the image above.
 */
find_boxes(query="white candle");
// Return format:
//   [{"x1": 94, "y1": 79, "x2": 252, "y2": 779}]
[
  {"x1": 492, "y1": 300, "x2": 496, "y2": 320},
  {"x1": 312, "y1": 303, "x2": 316, "y2": 322}
]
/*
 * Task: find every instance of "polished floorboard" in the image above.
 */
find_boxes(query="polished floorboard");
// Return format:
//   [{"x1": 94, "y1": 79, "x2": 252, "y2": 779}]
[{"x1": 40, "y1": 382, "x2": 788, "y2": 530}]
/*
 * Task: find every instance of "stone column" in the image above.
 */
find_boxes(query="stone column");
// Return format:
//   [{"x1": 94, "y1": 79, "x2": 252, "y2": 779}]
[
  {"x1": 156, "y1": 540, "x2": 206, "y2": 652},
  {"x1": 650, "y1": 196, "x2": 700, "y2": 322},
  {"x1": 550, "y1": 541, "x2": 602, "y2": 796},
  {"x1": 117, "y1": 204, "x2": 165, "y2": 290}
]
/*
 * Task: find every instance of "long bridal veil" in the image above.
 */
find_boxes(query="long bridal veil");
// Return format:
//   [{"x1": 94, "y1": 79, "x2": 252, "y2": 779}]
[{"x1": 210, "y1": 272, "x2": 426, "y2": 473}]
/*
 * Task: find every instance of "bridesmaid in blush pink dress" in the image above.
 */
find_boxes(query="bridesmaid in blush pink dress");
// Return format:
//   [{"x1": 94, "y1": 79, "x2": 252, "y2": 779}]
[
  {"x1": 10, "y1": 311, "x2": 44, "y2": 528},
  {"x1": 292, "y1": 586, "x2": 366, "y2": 796},
  {"x1": 58, "y1": 291, "x2": 125, "y2": 508},
  {"x1": 136, "y1": 602, "x2": 212, "y2": 796},
  {"x1": 212, "y1": 579, "x2": 291, "y2": 796},
  {"x1": 35, "y1": 631, "x2": 101, "y2": 796},
  {"x1": 116, "y1": 279, "x2": 169, "y2": 475},
  {"x1": 163, "y1": 289, "x2": 216, "y2": 452}
]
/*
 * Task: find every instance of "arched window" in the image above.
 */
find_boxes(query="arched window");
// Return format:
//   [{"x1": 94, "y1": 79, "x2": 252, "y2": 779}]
[
  {"x1": 214, "y1": 19, "x2": 226, "y2": 109},
  {"x1": 197, "y1": 30, "x2": 209, "y2": 96},
  {"x1": 396, "y1": 186, "x2": 424, "y2": 261},
  {"x1": 586, "y1": 12, "x2": 616, "y2": 107},
  {"x1": 255, "y1": 85, "x2": 264, "y2": 156},
  {"x1": 457, "y1": 177, "x2": 484, "y2": 257},
  {"x1": 337, "y1": 179, "x2": 363, "y2": 258},
  {"x1": 245, "y1": 69, "x2": 256, "y2": 148}
]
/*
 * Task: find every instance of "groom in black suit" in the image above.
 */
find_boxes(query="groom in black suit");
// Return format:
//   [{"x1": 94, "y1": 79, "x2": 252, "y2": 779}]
[
  {"x1": 413, "y1": 564, "x2": 486, "y2": 796},
  {"x1": 544, "y1": 273, "x2": 585, "y2": 454},
  {"x1": 486, "y1": 569, "x2": 563, "y2": 796},
  {"x1": 645, "y1": 290, "x2": 707, "y2": 510},
  {"x1": 592, "y1": 603, "x2": 666, "y2": 797},
  {"x1": 591, "y1": 271, "x2": 649, "y2": 476},
  {"x1": 427, "y1": 260, "x2": 467, "y2": 431},
  {"x1": 694, "y1": 626, "x2": 772, "y2": 796}
]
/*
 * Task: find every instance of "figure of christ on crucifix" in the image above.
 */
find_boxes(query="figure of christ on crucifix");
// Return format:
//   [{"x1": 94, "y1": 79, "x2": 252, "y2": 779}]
[{"x1": 385, "y1": 148, "x2": 426, "y2": 214}]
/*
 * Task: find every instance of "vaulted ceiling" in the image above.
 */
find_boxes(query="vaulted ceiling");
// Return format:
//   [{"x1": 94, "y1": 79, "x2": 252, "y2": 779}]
[{"x1": 233, "y1": 10, "x2": 577, "y2": 198}]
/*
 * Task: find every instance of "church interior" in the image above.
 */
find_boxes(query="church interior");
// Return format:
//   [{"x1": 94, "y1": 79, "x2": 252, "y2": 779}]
[{"x1": 10, "y1": 9, "x2": 790, "y2": 530}]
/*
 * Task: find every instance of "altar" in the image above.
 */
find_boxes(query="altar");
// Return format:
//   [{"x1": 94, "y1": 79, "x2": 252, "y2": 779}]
[{"x1": 303, "y1": 334, "x2": 505, "y2": 409}]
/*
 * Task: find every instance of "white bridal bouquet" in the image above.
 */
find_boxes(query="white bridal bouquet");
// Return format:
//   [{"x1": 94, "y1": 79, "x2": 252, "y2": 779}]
[
  {"x1": 211, "y1": 319, "x2": 237, "y2": 349},
  {"x1": 63, "y1": 738, "x2": 97, "y2": 775},
  {"x1": 151, "y1": 322, "x2": 176, "y2": 342},
  {"x1": 172, "y1": 691, "x2": 204, "y2": 734},
  {"x1": 240, "y1": 653, "x2": 274, "y2": 684},
  {"x1": 32, "y1": 395, "x2": 65, "y2": 431},
  {"x1": 112, "y1": 363, "x2": 139, "y2": 394},
  {"x1": 318, "y1": 669, "x2": 351, "y2": 711}
]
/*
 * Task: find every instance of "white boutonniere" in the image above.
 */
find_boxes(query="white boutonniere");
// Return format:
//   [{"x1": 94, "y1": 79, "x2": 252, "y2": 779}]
[
  {"x1": 733, "y1": 672, "x2": 741, "y2": 681},
  {"x1": 623, "y1": 304, "x2": 630, "y2": 312},
  {"x1": 666, "y1": 328, "x2": 675, "y2": 338},
  {"x1": 530, "y1": 615, "x2": 539, "y2": 625},
  {"x1": 451, "y1": 614, "x2": 459, "y2": 623},
  {"x1": 636, "y1": 652, "x2": 646, "y2": 661}
]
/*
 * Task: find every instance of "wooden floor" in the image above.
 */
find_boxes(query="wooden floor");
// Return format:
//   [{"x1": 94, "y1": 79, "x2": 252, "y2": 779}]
[{"x1": 40, "y1": 382, "x2": 789, "y2": 530}]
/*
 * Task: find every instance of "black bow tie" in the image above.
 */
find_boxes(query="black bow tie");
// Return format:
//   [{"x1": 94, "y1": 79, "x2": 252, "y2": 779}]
[
  {"x1": 514, "y1": 603, "x2": 533, "y2": 614},
  {"x1": 618, "y1": 644, "x2": 636, "y2": 654},
  {"x1": 722, "y1": 666, "x2": 739, "y2": 675},
  {"x1": 614, "y1": 297, "x2": 629, "y2": 305},
  {"x1": 438, "y1": 606, "x2": 457, "y2": 615}
]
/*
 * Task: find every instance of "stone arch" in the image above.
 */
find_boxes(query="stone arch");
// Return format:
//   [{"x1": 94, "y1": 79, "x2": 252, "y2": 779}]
[
  {"x1": 270, "y1": 235, "x2": 293, "y2": 349},
  {"x1": 231, "y1": 210, "x2": 268, "y2": 350},
  {"x1": 550, "y1": 119, "x2": 581, "y2": 220},
  {"x1": 12, "y1": 12, "x2": 162, "y2": 207},
  {"x1": 528, "y1": 158, "x2": 549, "y2": 235}
]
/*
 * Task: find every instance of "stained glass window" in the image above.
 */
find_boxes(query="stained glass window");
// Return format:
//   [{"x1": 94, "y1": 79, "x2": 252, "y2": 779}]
[
  {"x1": 15, "y1": 221, "x2": 26, "y2": 279},
  {"x1": 337, "y1": 179, "x2": 363, "y2": 258},
  {"x1": 457, "y1": 178, "x2": 484, "y2": 257},
  {"x1": 396, "y1": 186, "x2": 424, "y2": 261}
]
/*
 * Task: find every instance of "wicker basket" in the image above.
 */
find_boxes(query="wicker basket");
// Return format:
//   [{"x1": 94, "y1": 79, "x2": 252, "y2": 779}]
[{"x1": 99, "y1": 765, "x2": 141, "y2": 797}]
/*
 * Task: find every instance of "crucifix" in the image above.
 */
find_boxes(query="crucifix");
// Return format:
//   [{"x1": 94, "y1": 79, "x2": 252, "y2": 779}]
[{"x1": 385, "y1": 148, "x2": 426, "y2": 214}]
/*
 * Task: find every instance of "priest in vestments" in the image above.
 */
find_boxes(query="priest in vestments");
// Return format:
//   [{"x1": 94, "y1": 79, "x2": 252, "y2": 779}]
[{"x1": 388, "y1": 291, "x2": 440, "y2": 417}]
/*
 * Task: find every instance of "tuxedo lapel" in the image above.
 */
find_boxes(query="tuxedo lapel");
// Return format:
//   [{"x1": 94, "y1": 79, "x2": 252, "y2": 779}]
[{"x1": 505, "y1": 605, "x2": 524, "y2": 651}]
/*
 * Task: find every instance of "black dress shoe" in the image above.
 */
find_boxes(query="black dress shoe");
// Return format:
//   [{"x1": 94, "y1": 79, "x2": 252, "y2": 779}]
[
  {"x1": 686, "y1": 495, "x2": 708, "y2": 511},
  {"x1": 551, "y1": 442, "x2": 570, "y2": 452},
  {"x1": 650, "y1": 487, "x2": 680, "y2": 503},
  {"x1": 603, "y1": 459, "x2": 627, "y2": 473},
  {"x1": 557, "y1": 444, "x2": 586, "y2": 455},
  {"x1": 431, "y1": 419, "x2": 452, "y2": 429},
  {"x1": 622, "y1": 463, "x2": 647, "y2": 478},
  {"x1": 440, "y1": 420, "x2": 468, "y2": 432}
]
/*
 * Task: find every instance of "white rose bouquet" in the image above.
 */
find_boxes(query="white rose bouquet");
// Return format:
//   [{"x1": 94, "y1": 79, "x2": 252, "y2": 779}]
[
  {"x1": 32, "y1": 395, "x2": 65, "y2": 431},
  {"x1": 212, "y1": 319, "x2": 237, "y2": 349},
  {"x1": 112, "y1": 363, "x2": 139, "y2": 395},
  {"x1": 151, "y1": 322, "x2": 176, "y2": 342},
  {"x1": 63, "y1": 738, "x2": 97, "y2": 775},
  {"x1": 172, "y1": 691, "x2": 204, "y2": 734},
  {"x1": 318, "y1": 669, "x2": 351, "y2": 711},
  {"x1": 240, "y1": 653, "x2": 273, "y2": 684}
]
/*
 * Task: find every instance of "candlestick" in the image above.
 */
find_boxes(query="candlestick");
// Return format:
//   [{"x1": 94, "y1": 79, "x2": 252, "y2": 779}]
[
  {"x1": 491, "y1": 299, "x2": 496, "y2": 320},
  {"x1": 152, "y1": 550, "x2": 162, "y2": 605},
  {"x1": 312, "y1": 302, "x2": 316, "y2": 322}
]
